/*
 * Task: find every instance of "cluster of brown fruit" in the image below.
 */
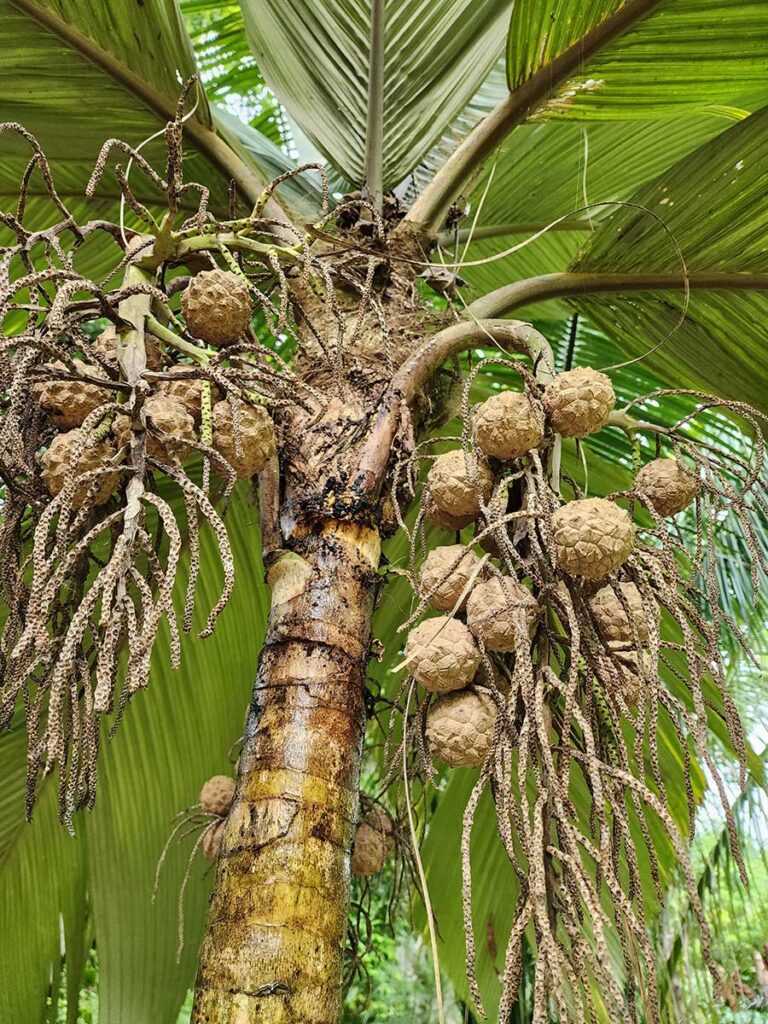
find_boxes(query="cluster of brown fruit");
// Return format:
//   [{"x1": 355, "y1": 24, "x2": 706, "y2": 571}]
[
  {"x1": 35, "y1": 269, "x2": 276, "y2": 502},
  {"x1": 406, "y1": 366, "x2": 700, "y2": 769}
]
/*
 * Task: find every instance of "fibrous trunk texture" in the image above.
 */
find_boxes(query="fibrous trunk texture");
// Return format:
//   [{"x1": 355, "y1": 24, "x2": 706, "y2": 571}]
[{"x1": 192, "y1": 520, "x2": 380, "y2": 1023}]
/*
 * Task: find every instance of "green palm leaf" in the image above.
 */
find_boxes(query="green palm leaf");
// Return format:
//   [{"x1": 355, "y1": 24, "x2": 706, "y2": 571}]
[{"x1": 0, "y1": 486, "x2": 269, "y2": 1024}]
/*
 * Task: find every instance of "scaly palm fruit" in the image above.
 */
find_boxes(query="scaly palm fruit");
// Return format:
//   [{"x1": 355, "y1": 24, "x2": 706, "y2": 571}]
[
  {"x1": 199, "y1": 774, "x2": 236, "y2": 817},
  {"x1": 606, "y1": 641, "x2": 655, "y2": 706},
  {"x1": 635, "y1": 457, "x2": 700, "y2": 516},
  {"x1": 426, "y1": 449, "x2": 493, "y2": 519},
  {"x1": 156, "y1": 365, "x2": 217, "y2": 425},
  {"x1": 426, "y1": 688, "x2": 496, "y2": 767},
  {"x1": 419, "y1": 545, "x2": 480, "y2": 611},
  {"x1": 350, "y1": 813, "x2": 394, "y2": 877},
  {"x1": 35, "y1": 360, "x2": 111, "y2": 429},
  {"x1": 41, "y1": 429, "x2": 118, "y2": 506},
  {"x1": 113, "y1": 395, "x2": 196, "y2": 462},
  {"x1": 404, "y1": 616, "x2": 480, "y2": 693},
  {"x1": 91, "y1": 323, "x2": 165, "y2": 371},
  {"x1": 211, "y1": 399, "x2": 275, "y2": 478},
  {"x1": 590, "y1": 582, "x2": 649, "y2": 644},
  {"x1": 202, "y1": 819, "x2": 225, "y2": 861},
  {"x1": 542, "y1": 367, "x2": 615, "y2": 438},
  {"x1": 552, "y1": 498, "x2": 635, "y2": 580},
  {"x1": 181, "y1": 268, "x2": 253, "y2": 347},
  {"x1": 473, "y1": 390, "x2": 543, "y2": 461},
  {"x1": 466, "y1": 576, "x2": 539, "y2": 652},
  {"x1": 423, "y1": 491, "x2": 476, "y2": 531}
]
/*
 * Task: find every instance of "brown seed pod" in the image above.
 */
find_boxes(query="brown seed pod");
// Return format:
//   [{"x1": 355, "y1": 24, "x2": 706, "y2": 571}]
[
  {"x1": 181, "y1": 268, "x2": 253, "y2": 347},
  {"x1": 635, "y1": 457, "x2": 700, "y2": 517},
  {"x1": 552, "y1": 498, "x2": 635, "y2": 580},
  {"x1": 41, "y1": 429, "x2": 119, "y2": 505},
  {"x1": 211, "y1": 399, "x2": 276, "y2": 478},
  {"x1": 202, "y1": 819, "x2": 225, "y2": 861},
  {"x1": 35, "y1": 361, "x2": 111, "y2": 429},
  {"x1": 606, "y1": 641, "x2": 655, "y2": 707},
  {"x1": 426, "y1": 687, "x2": 496, "y2": 768},
  {"x1": 590, "y1": 582, "x2": 649, "y2": 644},
  {"x1": 91, "y1": 323, "x2": 165, "y2": 372},
  {"x1": 423, "y1": 491, "x2": 475, "y2": 532},
  {"x1": 155, "y1": 365, "x2": 217, "y2": 425},
  {"x1": 466, "y1": 576, "x2": 539, "y2": 652},
  {"x1": 404, "y1": 616, "x2": 480, "y2": 693},
  {"x1": 426, "y1": 449, "x2": 493, "y2": 520},
  {"x1": 473, "y1": 390, "x2": 544, "y2": 461},
  {"x1": 113, "y1": 395, "x2": 197, "y2": 462},
  {"x1": 419, "y1": 544, "x2": 480, "y2": 611},
  {"x1": 542, "y1": 367, "x2": 615, "y2": 438},
  {"x1": 350, "y1": 815, "x2": 393, "y2": 877},
  {"x1": 199, "y1": 774, "x2": 236, "y2": 817}
]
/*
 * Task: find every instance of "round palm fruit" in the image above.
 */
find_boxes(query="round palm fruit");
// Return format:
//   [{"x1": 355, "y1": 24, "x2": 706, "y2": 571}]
[
  {"x1": 542, "y1": 367, "x2": 615, "y2": 438},
  {"x1": 350, "y1": 813, "x2": 394, "y2": 877},
  {"x1": 606, "y1": 641, "x2": 655, "y2": 707},
  {"x1": 41, "y1": 429, "x2": 118, "y2": 505},
  {"x1": 156, "y1": 365, "x2": 216, "y2": 425},
  {"x1": 181, "y1": 268, "x2": 253, "y2": 347},
  {"x1": 426, "y1": 449, "x2": 493, "y2": 520},
  {"x1": 211, "y1": 399, "x2": 275, "y2": 478},
  {"x1": 419, "y1": 545, "x2": 480, "y2": 612},
  {"x1": 423, "y1": 491, "x2": 475, "y2": 531},
  {"x1": 426, "y1": 688, "x2": 496, "y2": 768},
  {"x1": 466, "y1": 576, "x2": 539, "y2": 652},
  {"x1": 202, "y1": 819, "x2": 225, "y2": 861},
  {"x1": 36, "y1": 361, "x2": 111, "y2": 429},
  {"x1": 590, "y1": 582, "x2": 649, "y2": 644},
  {"x1": 404, "y1": 616, "x2": 480, "y2": 693},
  {"x1": 91, "y1": 324, "x2": 165, "y2": 372},
  {"x1": 113, "y1": 395, "x2": 196, "y2": 462},
  {"x1": 199, "y1": 774, "x2": 236, "y2": 817},
  {"x1": 552, "y1": 498, "x2": 635, "y2": 580},
  {"x1": 473, "y1": 391, "x2": 544, "y2": 461},
  {"x1": 634, "y1": 457, "x2": 699, "y2": 517}
]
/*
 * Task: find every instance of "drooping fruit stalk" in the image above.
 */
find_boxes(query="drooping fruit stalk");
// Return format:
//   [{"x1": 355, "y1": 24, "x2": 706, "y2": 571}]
[{"x1": 192, "y1": 520, "x2": 380, "y2": 1024}]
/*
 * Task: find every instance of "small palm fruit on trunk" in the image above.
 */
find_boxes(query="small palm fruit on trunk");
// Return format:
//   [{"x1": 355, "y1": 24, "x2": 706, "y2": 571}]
[
  {"x1": 466, "y1": 576, "x2": 539, "y2": 652},
  {"x1": 635, "y1": 457, "x2": 699, "y2": 516},
  {"x1": 426, "y1": 449, "x2": 493, "y2": 520},
  {"x1": 35, "y1": 361, "x2": 111, "y2": 429},
  {"x1": 419, "y1": 544, "x2": 480, "y2": 611},
  {"x1": 426, "y1": 687, "x2": 496, "y2": 768},
  {"x1": 41, "y1": 429, "x2": 118, "y2": 505},
  {"x1": 473, "y1": 390, "x2": 544, "y2": 461},
  {"x1": 155, "y1": 365, "x2": 216, "y2": 425},
  {"x1": 405, "y1": 616, "x2": 480, "y2": 692},
  {"x1": 552, "y1": 498, "x2": 635, "y2": 580},
  {"x1": 181, "y1": 268, "x2": 253, "y2": 347},
  {"x1": 114, "y1": 395, "x2": 196, "y2": 462},
  {"x1": 202, "y1": 819, "x2": 225, "y2": 861},
  {"x1": 543, "y1": 367, "x2": 615, "y2": 438},
  {"x1": 91, "y1": 323, "x2": 165, "y2": 371},
  {"x1": 199, "y1": 774, "x2": 236, "y2": 817},
  {"x1": 423, "y1": 491, "x2": 476, "y2": 531},
  {"x1": 351, "y1": 810, "x2": 395, "y2": 877},
  {"x1": 590, "y1": 582, "x2": 649, "y2": 644},
  {"x1": 211, "y1": 398, "x2": 275, "y2": 478}
]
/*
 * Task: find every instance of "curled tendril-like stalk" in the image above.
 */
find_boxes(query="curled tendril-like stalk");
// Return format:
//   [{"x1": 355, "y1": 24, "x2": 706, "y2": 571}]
[{"x1": 387, "y1": 349, "x2": 768, "y2": 1021}]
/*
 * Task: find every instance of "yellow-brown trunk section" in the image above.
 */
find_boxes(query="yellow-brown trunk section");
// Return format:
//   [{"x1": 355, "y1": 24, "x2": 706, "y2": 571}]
[{"x1": 192, "y1": 521, "x2": 380, "y2": 1024}]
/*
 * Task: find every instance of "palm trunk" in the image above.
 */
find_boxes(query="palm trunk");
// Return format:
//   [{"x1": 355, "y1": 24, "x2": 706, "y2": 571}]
[{"x1": 192, "y1": 519, "x2": 380, "y2": 1024}]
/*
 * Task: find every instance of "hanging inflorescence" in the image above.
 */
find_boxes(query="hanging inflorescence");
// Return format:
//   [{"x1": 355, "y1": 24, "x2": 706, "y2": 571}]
[
  {"x1": 0, "y1": 80, "x2": 392, "y2": 828},
  {"x1": 390, "y1": 333, "x2": 768, "y2": 1023}
]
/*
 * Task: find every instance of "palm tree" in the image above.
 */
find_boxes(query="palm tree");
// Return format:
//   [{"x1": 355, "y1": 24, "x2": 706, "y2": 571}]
[{"x1": 2, "y1": 2, "x2": 768, "y2": 1023}]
